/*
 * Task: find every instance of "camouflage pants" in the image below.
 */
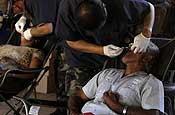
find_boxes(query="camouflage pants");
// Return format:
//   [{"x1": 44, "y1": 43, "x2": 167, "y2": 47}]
[
  {"x1": 56, "y1": 59, "x2": 124, "y2": 97},
  {"x1": 63, "y1": 65, "x2": 102, "y2": 96}
]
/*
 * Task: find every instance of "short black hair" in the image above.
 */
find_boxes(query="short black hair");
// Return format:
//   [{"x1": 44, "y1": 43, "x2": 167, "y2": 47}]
[{"x1": 76, "y1": 0, "x2": 107, "y2": 30}]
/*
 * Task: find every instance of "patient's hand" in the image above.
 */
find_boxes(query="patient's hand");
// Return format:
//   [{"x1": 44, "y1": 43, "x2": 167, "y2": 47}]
[
  {"x1": 103, "y1": 91, "x2": 123, "y2": 114},
  {"x1": 20, "y1": 34, "x2": 33, "y2": 46}
]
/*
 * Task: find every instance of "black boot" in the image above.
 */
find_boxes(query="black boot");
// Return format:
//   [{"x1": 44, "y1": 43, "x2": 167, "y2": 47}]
[
  {"x1": 50, "y1": 107, "x2": 67, "y2": 115},
  {"x1": 50, "y1": 96, "x2": 68, "y2": 115}
]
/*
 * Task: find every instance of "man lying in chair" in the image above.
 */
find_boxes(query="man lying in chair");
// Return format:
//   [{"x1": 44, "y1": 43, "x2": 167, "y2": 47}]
[
  {"x1": 0, "y1": 33, "x2": 44, "y2": 101},
  {"x1": 0, "y1": 36, "x2": 44, "y2": 70},
  {"x1": 68, "y1": 41, "x2": 164, "y2": 115}
]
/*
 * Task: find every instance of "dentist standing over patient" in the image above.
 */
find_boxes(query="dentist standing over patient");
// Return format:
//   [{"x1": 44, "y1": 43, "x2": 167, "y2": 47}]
[{"x1": 54, "y1": 0, "x2": 155, "y2": 113}]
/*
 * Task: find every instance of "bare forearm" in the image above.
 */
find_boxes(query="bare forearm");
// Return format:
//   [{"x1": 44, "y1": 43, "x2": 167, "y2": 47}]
[
  {"x1": 142, "y1": 2, "x2": 155, "y2": 38},
  {"x1": 66, "y1": 40, "x2": 104, "y2": 55},
  {"x1": 30, "y1": 23, "x2": 53, "y2": 37},
  {"x1": 29, "y1": 56, "x2": 42, "y2": 68}
]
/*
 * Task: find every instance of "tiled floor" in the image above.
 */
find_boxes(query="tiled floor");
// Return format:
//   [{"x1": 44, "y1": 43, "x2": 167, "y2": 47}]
[{"x1": 0, "y1": 93, "x2": 57, "y2": 115}]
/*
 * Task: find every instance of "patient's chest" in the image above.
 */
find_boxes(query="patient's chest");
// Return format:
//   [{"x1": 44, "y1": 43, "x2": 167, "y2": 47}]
[
  {"x1": 113, "y1": 78, "x2": 142, "y2": 106},
  {"x1": 95, "y1": 76, "x2": 147, "y2": 107}
]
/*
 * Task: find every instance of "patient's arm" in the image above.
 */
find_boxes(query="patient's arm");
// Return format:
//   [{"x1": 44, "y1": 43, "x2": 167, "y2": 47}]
[
  {"x1": 103, "y1": 91, "x2": 162, "y2": 115},
  {"x1": 12, "y1": 52, "x2": 43, "y2": 78},
  {"x1": 20, "y1": 35, "x2": 43, "y2": 69},
  {"x1": 29, "y1": 56, "x2": 42, "y2": 68},
  {"x1": 29, "y1": 47, "x2": 44, "y2": 69},
  {"x1": 68, "y1": 88, "x2": 89, "y2": 115},
  {"x1": 30, "y1": 23, "x2": 53, "y2": 37}
]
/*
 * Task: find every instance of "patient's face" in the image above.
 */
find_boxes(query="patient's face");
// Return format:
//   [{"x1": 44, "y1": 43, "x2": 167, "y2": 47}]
[{"x1": 122, "y1": 50, "x2": 143, "y2": 65}]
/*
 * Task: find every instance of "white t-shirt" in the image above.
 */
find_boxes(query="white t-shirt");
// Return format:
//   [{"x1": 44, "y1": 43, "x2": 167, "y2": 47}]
[{"x1": 82, "y1": 69, "x2": 164, "y2": 115}]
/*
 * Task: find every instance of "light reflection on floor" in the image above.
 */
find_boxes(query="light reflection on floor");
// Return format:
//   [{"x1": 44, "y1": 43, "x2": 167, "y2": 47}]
[{"x1": 0, "y1": 93, "x2": 56, "y2": 115}]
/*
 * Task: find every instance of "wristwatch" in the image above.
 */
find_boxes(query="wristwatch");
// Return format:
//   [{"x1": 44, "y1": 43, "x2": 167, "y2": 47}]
[{"x1": 122, "y1": 106, "x2": 128, "y2": 115}]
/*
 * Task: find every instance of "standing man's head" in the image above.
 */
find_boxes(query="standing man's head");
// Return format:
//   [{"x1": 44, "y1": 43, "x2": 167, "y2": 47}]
[
  {"x1": 122, "y1": 41, "x2": 159, "y2": 72},
  {"x1": 75, "y1": 0, "x2": 107, "y2": 31}
]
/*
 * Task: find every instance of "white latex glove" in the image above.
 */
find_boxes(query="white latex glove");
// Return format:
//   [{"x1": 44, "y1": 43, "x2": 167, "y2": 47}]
[
  {"x1": 103, "y1": 45, "x2": 124, "y2": 57},
  {"x1": 131, "y1": 33, "x2": 150, "y2": 53},
  {"x1": 15, "y1": 16, "x2": 27, "y2": 33},
  {"x1": 24, "y1": 28, "x2": 32, "y2": 40}
]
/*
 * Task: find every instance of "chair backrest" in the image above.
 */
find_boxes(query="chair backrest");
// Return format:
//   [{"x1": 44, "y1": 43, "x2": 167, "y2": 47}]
[
  {"x1": 151, "y1": 37, "x2": 175, "y2": 82},
  {"x1": 41, "y1": 34, "x2": 58, "y2": 66},
  {"x1": 151, "y1": 37, "x2": 175, "y2": 115}
]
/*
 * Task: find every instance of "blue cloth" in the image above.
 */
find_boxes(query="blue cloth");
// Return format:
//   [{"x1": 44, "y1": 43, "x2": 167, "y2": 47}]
[
  {"x1": 24, "y1": 0, "x2": 63, "y2": 48},
  {"x1": 57, "y1": 0, "x2": 150, "y2": 67}
]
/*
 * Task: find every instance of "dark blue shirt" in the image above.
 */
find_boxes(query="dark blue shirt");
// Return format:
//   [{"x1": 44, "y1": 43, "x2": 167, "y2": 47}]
[
  {"x1": 24, "y1": 0, "x2": 62, "y2": 46},
  {"x1": 57, "y1": 0, "x2": 150, "y2": 67},
  {"x1": 24, "y1": 0, "x2": 58, "y2": 27}
]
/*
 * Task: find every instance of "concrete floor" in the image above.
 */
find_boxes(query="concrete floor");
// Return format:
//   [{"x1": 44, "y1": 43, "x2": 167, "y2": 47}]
[{"x1": 0, "y1": 93, "x2": 57, "y2": 115}]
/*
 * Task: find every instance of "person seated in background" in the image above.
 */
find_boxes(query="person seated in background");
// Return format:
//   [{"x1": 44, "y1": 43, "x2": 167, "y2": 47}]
[
  {"x1": 0, "y1": 35, "x2": 44, "y2": 70},
  {"x1": 0, "y1": 33, "x2": 44, "y2": 101},
  {"x1": 68, "y1": 41, "x2": 164, "y2": 115}
]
